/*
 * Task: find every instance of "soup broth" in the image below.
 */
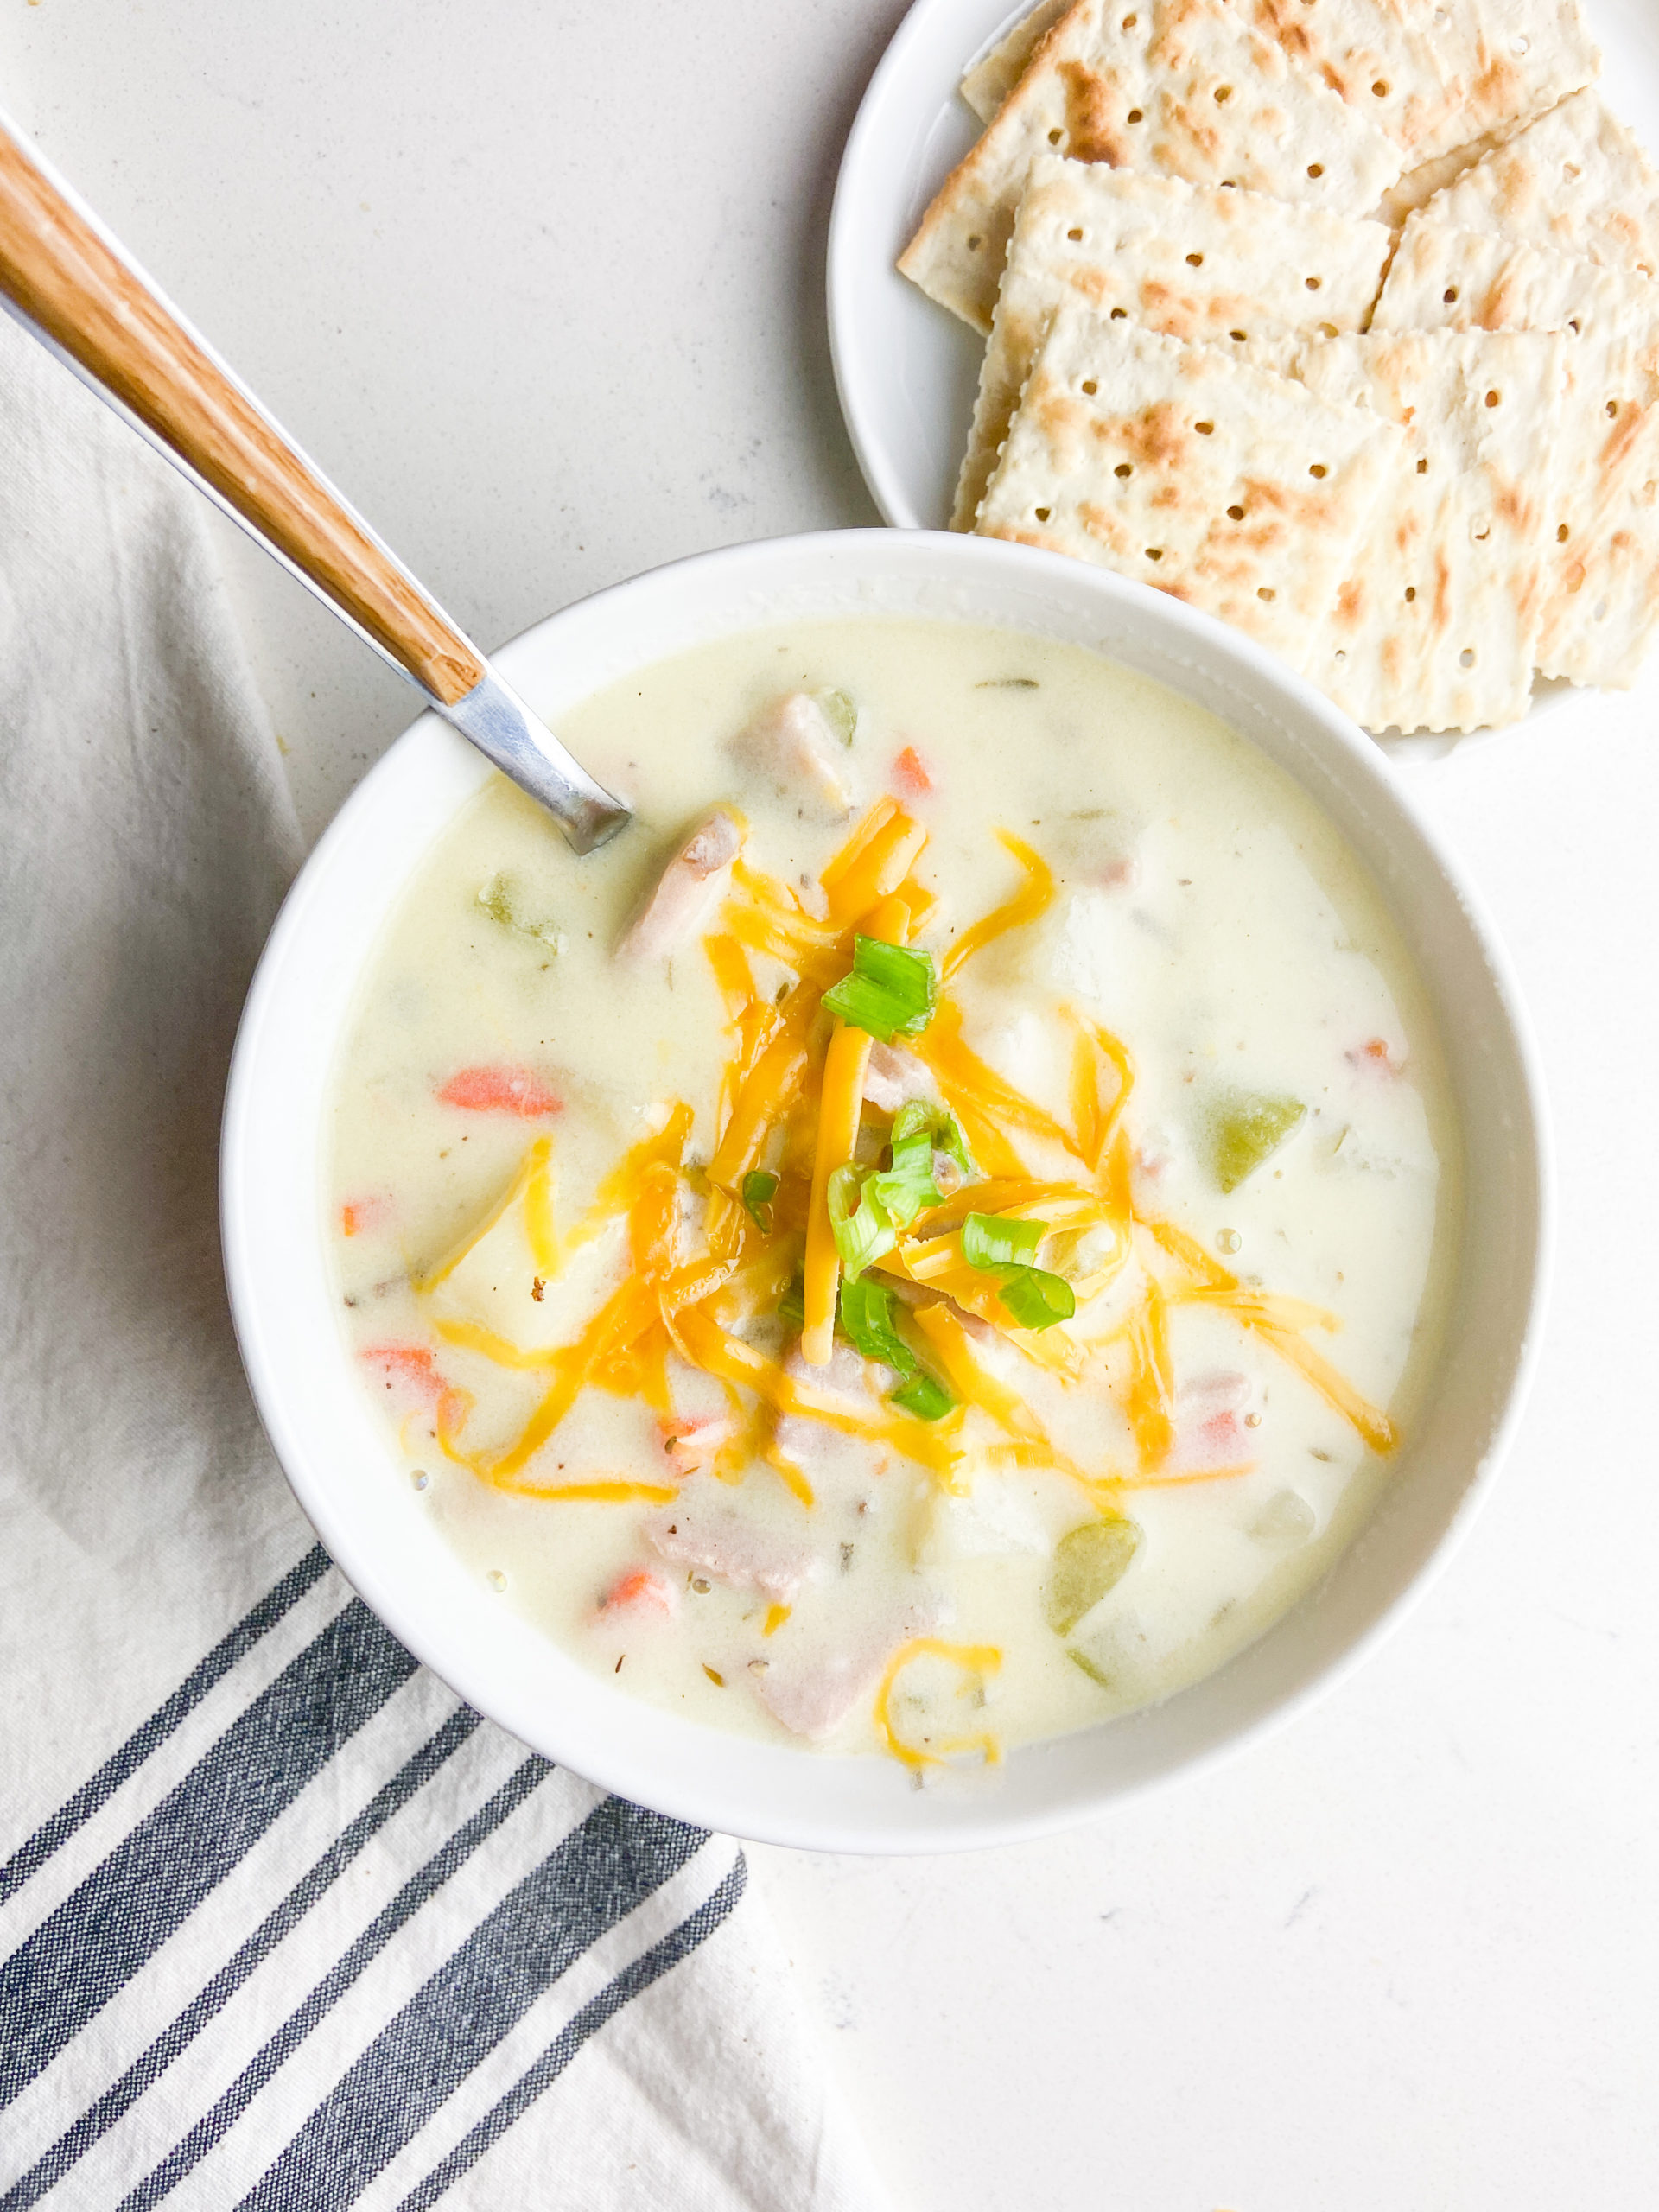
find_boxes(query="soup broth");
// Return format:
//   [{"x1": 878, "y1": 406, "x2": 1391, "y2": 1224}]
[{"x1": 329, "y1": 620, "x2": 1459, "y2": 1770}]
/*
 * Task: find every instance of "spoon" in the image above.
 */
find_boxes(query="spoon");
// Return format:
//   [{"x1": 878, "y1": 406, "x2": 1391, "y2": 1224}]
[{"x1": 0, "y1": 113, "x2": 631, "y2": 855}]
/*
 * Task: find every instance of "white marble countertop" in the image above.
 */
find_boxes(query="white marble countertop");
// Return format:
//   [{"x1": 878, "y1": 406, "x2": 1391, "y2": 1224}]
[{"x1": 9, "y1": 3, "x2": 1656, "y2": 2203}]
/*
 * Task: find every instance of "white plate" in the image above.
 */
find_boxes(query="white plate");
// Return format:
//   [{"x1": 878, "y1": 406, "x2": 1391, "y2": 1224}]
[{"x1": 828, "y1": 0, "x2": 1659, "y2": 535}]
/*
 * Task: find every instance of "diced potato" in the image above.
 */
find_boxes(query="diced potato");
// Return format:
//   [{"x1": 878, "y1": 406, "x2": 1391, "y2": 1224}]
[{"x1": 1044, "y1": 1516, "x2": 1140, "y2": 1637}]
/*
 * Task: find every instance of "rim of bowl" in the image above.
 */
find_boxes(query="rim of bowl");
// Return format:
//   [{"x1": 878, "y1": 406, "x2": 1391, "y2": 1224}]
[{"x1": 223, "y1": 527, "x2": 1554, "y2": 1853}]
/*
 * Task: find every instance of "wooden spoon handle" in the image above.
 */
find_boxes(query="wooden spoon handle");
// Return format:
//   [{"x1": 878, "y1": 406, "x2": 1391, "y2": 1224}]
[{"x1": 0, "y1": 118, "x2": 485, "y2": 705}]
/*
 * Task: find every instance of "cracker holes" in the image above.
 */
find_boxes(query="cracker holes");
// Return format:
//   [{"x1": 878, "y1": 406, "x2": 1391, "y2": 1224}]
[
  {"x1": 1116, "y1": 462, "x2": 1135, "y2": 478},
  {"x1": 1034, "y1": 506, "x2": 1052, "y2": 522},
  {"x1": 1110, "y1": 306, "x2": 1128, "y2": 319},
  {"x1": 1227, "y1": 504, "x2": 1246, "y2": 520},
  {"x1": 1607, "y1": 399, "x2": 1621, "y2": 417},
  {"x1": 1187, "y1": 251, "x2": 1205, "y2": 267},
  {"x1": 1122, "y1": 11, "x2": 1138, "y2": 25},
  {"x1": 1067, "y1": 227, "x2": 1085, "y2": 241},
  {"x1": 1309, "y1": 462, "x2": 1327, "y2": 478},
  {"x1": 1511, "y1": 33, "x2": 1529, "y2": 54},
  {"x1": 1568, "y1": 317, "x2": 1582, "y2": 334},
  {"x1": 1372, "y1": 79, "x2": 1390, "y2": 97},
  {"x1": 1307, "y1": 162, "x2": 1324, "y2": 178},
  {"x1": 1048, "y1": 129, "x2": 1065, "y2": 145},
  {"x1": 1473, "y1": 524, "x2": 1491, "y2": 542},
  {"x1": 1215, "y1": 85, "x2": 1233, "y2": 104},
  {"x1": 1564, "y1": 161, "x2": 1582, "y2": 181},
  {"x1": 1557, "y1": 524, "x2": 1570, "y2": 542},
  {"x1": 1459, "y1": 648, "x2": 1476, "y2": 666},
  {"x1": 1443, "y1": 287, "x2": 1459, "y2": 304},
  {"x1": 1081, "y1": 378, "x2": 1098, "y2": 395},
  {"x1": 968, "y1": 234, "x2": 983, "y2": 251},
  {"x1": 1306, "y1": 275, "x2": 1323, "y2": 291},
  {"x1": 1404, "y1": 586, "x2": 1416, "y2": 602},
  {"x1": 1415, "y1": 457, "x2": 1429, "y2": 474},
  {"x1": 1195, "y1": 419, "x2": 1215, "y2": 435},
  {"x1": 1128, "y1": 108, "x2": 1145, "y2": 124},
  {"x1": 1145, "y1": 547, "x2": 1165, "y2": 561},
  {"x1": 1230, "y1": 327, "x2": 1248, "y2": 341},
  {"x1": 1484, "y1": 390, "x2": 1502, "y2": 408},
  {"x1": 1256, "y1": 587, "x2": 1276, "y2": 601}
]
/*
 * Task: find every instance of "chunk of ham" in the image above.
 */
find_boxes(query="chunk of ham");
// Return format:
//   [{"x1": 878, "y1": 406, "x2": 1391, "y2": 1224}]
[
  {"x1": 1163, "y1": 1370, "x2": 1257, "y2": 1477},
  {"x1": 730, "y1": 692, "x2": 855, "y2": 817},
  {"x1": 645, "y1": 1476, "x2": 817, "y2": 1605},
  {"x1": 617, "y1": 806, "x2": 745, "y2": 962},
  {"x1": 758, "y1": 1592, "x2": 944, "y2": 1742},
  {"x1": 862, "y1": 1040, "x2": 940, "y2": 1114}
]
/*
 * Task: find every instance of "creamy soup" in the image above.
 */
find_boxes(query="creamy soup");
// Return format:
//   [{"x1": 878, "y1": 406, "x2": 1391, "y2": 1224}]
[{"x1": 329, "y1": 620, "x2": 1459, "y2": 1770}]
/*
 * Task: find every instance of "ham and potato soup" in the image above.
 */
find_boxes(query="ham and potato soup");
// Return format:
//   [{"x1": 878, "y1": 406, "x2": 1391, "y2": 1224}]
[{"x1": 330, "y1": 620, "x2": 1459, "y2": 1773}]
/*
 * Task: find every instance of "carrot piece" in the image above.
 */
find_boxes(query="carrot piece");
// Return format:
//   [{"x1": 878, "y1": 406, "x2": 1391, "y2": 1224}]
[
  {"x1": 361, "y1": 1343, "x2": 444, "y2": 1399},
  {"x1": 435, "y1": 1065, "x2": 561, "y2": 1116},
  {"x1": 941, "y1": 832, "x2": 1055, "y2": 983},
  {"x1": 600, "y1": 1568, "x2": 675, "y2": 1617},
  {"x1": 892, "y1": 744, "x2": 933, "y2": 795},
  {"x1": 801, "y1": 893, "x2": 909, "y2": 1365}
]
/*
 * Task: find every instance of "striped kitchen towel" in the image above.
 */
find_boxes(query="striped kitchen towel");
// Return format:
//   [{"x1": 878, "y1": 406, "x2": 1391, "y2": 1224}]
[{"x1": 0, "y1": 310, "x2": 886, "y2": 2209}]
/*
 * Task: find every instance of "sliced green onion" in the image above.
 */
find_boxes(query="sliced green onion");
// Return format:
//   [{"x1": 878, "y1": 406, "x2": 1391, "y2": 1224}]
[
  {"x1": 995, "y1": 1266, "x2": 1077, "y2": 1331},
  {"x1": 933, "y1": 1109, "x2": 979, "y2": 1182},
  {"x1": 740, "y1": 1169, "x2": 779, "y2": 1233},
  {"x1": 822, "y1": 937, "x2": 938, "y2": 1044},
  {"x1": 828, "y1": 1164, "x2": 896, "y2": 1281},
  {"x1": 889, "y1": 1370, "x2": 955, "y2": 1421},
  {"x1": 776, "y1": 1274, "x2": 805, "y2": 1329},
  {"x1": 961, "y1": 1211, "x2": 1047, "y2": 1270},
  {"x1": 837, "y1": 1277, "x2": 917, "y2": 1375},
  {"x1": 868, "y1": 1100, "x2": 943, "y2": 1226}
]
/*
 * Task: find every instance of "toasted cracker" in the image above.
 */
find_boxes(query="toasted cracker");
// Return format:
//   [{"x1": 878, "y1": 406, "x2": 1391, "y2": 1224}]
[
  {"x1": 1377, "y1": 130, "x2": 1511, "y2": 228},
  {"x1": 1246, "y1": 0, "x2": 1599, "y2": 168},
  {"x1": 1373, "y1": 218, "x2": 1632, "y2": 334},
  {"x1": 1372, "y1": 228, "x2": 1659, "y2": 686},
  {"x1": 899, "y1": 0, "x2": 1403, "y2": 334},
  {"x1": 1297, "y1": 332, "x2": 1566, "y2": 731},
  {"x1": 952, "y1": 158, "x2": 1391, "y2": 529},
  {"x1": 1414, "y1": 88, "x2": 1659, "y2": 280},
  {"x1": 963, "y1": 0, "x2": 1073, "y2": 123},
  {"x1": 974, "y1": 307, "x2": 1402, "y2": 671}
]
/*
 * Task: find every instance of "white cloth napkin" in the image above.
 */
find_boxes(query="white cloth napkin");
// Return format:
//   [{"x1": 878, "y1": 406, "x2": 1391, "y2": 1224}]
[{"x1": 0, "y1": 311, "x2": 887, "y2": 2212}]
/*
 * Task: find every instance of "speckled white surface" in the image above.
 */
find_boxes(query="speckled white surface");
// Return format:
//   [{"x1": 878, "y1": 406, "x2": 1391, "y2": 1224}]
[{"x1": 7, "y1": 2, "x2": 1656, "y2": 2203}]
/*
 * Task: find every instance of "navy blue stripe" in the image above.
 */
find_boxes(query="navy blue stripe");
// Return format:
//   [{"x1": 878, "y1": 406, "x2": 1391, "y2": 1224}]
[
  {"x1": 238, "y1": 1797, "x2": 709, "y2": 2212},
  {"x1": 117, "y1": 1757, "x2": 553, "y2": 2212},
  {"x1": 0, "y1": 1544, "x2": 331, "y2": 1908},
  {"x1": 0, "y1": 1598, "x2": 416, "y2": 2108},
  {"x1": 1, "y1": 1706, "x2": 480, "y2": 2212},
  {"x1": 397, "y1": 1856, "x2": 747, "y2": 2212}
]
